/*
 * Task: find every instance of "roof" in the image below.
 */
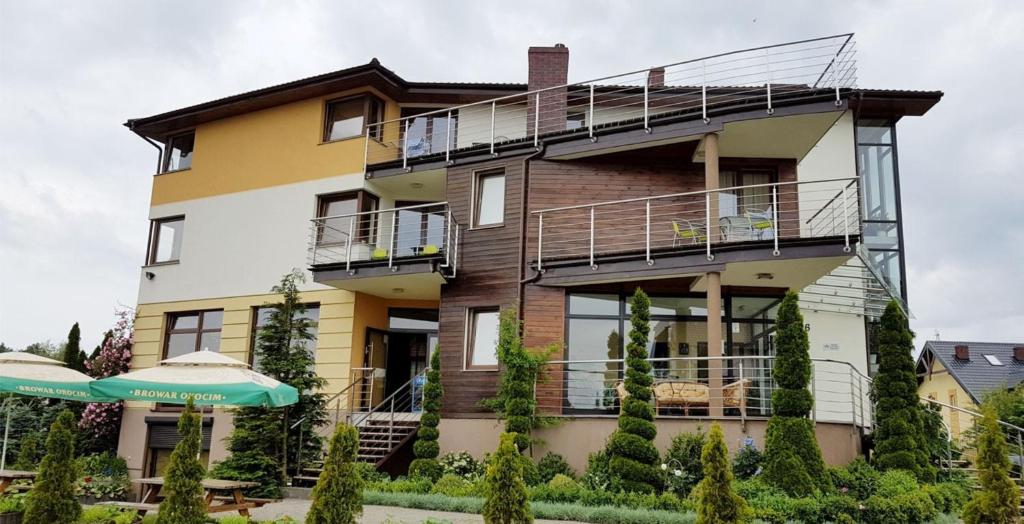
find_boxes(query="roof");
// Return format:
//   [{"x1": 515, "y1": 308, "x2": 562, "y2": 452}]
[{"x1": 918, "y1": 340, "x2": 1024, "y2": 403}]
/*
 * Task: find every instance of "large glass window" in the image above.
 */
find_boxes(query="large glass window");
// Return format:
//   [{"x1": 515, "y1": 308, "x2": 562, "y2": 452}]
[
  {"x1": 161, "y1": 132, "x2": 194, "y2": 173},
  {"x1": 250, "y1": 305, "x2": 320, "y2": 372},
  {"x1": 857, "y1": 119, "x2": 905, "y2": 300},
  {"x1": 395, "y1": 202, "x2": 446, "y2": 257},
  {"x1": 148, "y1": 216, "x2": 184, "y2": 264},
  {"x1": 315, "y1": 190, "x2": 379, "y2": 245},
  {"x1": 474, "y1": 170, "x2": 506, "y2": 227},
  {"x1": 164, "y1": 310, "x2": 223, "y2": 359},
  {"x1": 467, "y1": 308, "x2": 500, "y2": 368},
  {"x1": 400, "y1": 108, "x2": 457, "y2": 158},
  {"x1": 324, "y1": 95, "x2": 383, "y2": 142}
]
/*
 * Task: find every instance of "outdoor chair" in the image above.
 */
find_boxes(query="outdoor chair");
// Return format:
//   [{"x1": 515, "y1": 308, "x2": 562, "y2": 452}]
[{"x1": 672, "y1": 219, "x2": 707, "y2": 246}]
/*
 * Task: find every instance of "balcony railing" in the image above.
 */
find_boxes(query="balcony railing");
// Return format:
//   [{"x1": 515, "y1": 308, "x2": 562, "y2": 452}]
[
  {"x1": 362, "y1": 34, "x2": 856, "y2": 169},
  {"x1": 536, "y1": 356, "x2": 873, "y2": 428},
  {"x1": 308, "y1": 202, "x2": 459, "y2": 275},
  {"x1": 532, "y1": 177, "x2": 860, "y2": 269}
]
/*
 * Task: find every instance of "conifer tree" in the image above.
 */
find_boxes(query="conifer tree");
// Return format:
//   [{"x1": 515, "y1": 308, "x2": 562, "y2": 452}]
[
  {"x1": 482, "y1": 433, "x2": 533, "y2": 524},
  {"x1": 871, "y1": 300, "x2": 936, "y2": 482},
  {"x1": 761, "y1": 291, "x2": 831, "y2": 495},
  {"x1": 60, "y1": 322, "x2": 87, "y2": 373},
  {"x1": 23, "y1": 410, "x2": 81, "y2": 524},
  {"x1": 695, "y1": 423, "x2": 751, "y2": 524},
  {"x1": 157, "y1": 399, "x2": 206, "y2": 524},
  {"x1": 212, "y1": 271, "x2": 327, "y2": 495},
  {"x1": 12, "y1": 431, "x2": 41, "y2": 470},
  {"x1": 306, "y1": 423, "x2": 363, "y2": 524},
  {"x1": 410, "y1": 348, "x2": 444, "y2": 480},
  {"x1": 963, "y1": 406, "x2": 1020, "y2": 524},
  {"x1": 605, "y1": 288, "x2": 661, "y2": 493}
]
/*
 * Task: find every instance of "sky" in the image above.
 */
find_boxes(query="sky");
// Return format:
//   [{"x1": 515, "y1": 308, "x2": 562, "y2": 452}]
[{"x1": 0, "y1": 0, "x2": 1022, "y2": 352}]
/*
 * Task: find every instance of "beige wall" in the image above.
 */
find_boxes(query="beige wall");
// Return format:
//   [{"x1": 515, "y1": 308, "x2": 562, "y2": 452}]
[
  {"x1": 919, "y1": 359, "x2": 978, "y2": 442},
  {"x1": 438, "y1": 417, "x2": 862, "y2": 474}
]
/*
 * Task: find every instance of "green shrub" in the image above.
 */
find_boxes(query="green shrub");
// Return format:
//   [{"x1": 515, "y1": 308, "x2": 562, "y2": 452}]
[
  {"x1": 12, "y1": 432, "x2": 42, "y2": 471},
  {"x1": 731, "y1": 439, "x2": 762, "y2": 480},
  {"x1": 482, "y1": 433, "x2": 532, "y2": 523},
  {"x1": 761, "y1": 292, "x2": 831, "y2": 496},
  {"x1": 410, "y1": 348, "x2": 443, "y2": 481},
  {"x1": 0, "y1": 494, "x2": 26, "y2": 515},
  {"x1": 155, "y1": 400, "x2": 205, "y2": 524},
  {"x1": 353, "y1": 461, "x2": 388, "y2": 483},
  {"x1": 693, "y1": 422, "x2": 751, "y2": 524},
  {"x1": 365, "y1": 476, "x2": 433, "y2": 494},
  {"x1": 862, "y1": 490, "x2": 937, "y2": 524},
  {"x1": 924, "y1": 481, "x2": 970, "y2": 514},
  {"x1": 663, "y1": 429, "x2": 705, "y2": 496},
  {"x1": 439, "y1": 451, "x2": 482, "y2": 479},
  {"x1": 78, "y1": 505, "x2": 138, "y2": 524},
  {"x1": 306, "y1": 423, "x2": 363, "y2": 524},
  {"x1": 23, "y1": 410, "x2": 82, "y2": 524},
  {"x1": 963, "y1": 405, "x2": 1021, "y2": 524},
  {"x1": 733, "y1": 479, "x2": 784, "y2": 501},
  {"x1": 528, "y1": 474, "x2": 583, "y2": 504},
  {"x1": 431, "y1": 473, "x2": 479, "y2": 498},
  {"x1": 537, "y1": 452, "x2": 574, "y2": 483},
  {"x1": 871, "y1": 301, "x2": 936, "y2": 482},
  {"x1": 874, "y1": 468, "x2": 918, "y2": 497},
  {"x1": 829, "y1": 457, "x2": 879, "y2": 500},
  {"x1": 581, "y1": 450, "x2": 612, "y2": 491}
]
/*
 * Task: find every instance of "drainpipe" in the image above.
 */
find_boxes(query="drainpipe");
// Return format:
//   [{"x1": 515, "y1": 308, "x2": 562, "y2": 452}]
[
  {"x1": 129, "y1": 126, "x2": 165, "y2": 174},
  {"x1": 517, "y1": 146, "x2": 547, "y2": 319}
]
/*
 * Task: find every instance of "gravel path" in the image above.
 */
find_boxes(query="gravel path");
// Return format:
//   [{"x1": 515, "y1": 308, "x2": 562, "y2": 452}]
[{"x1": 215, "y1": 498, "x2": 584, "y2": 523}]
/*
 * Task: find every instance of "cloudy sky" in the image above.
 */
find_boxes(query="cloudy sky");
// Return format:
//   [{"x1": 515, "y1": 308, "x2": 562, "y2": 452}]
[{"x1": 1, "y1": 1, "x2": 1021, "y2": 352}]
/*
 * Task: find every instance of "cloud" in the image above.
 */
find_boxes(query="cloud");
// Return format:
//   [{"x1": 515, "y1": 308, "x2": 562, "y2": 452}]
[{"x1": 1, "y1": 0, "x2": 1021, "y2": 351}]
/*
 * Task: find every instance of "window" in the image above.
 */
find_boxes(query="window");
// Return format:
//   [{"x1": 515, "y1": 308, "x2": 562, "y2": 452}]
[
  {"x1": 400, "y1": 108, "x2": 457, "y2": 158},
  {"x1": 474, "y1": 170, "x2": 506, "y2": 227},
  {"x1": 566, "y1": 111, "x2": 586, "y2": 131},
  {"x1": 161, "y1": 132, "x2": 194, "y2": 173},
  {"x1": 324, "y1": 95, "x2": 384, "y2": 142},
  {"x1": 984, "y1": 354, "x2": 1004, "y2": 366},
  {"x1": 148, "y1": 216, "x2": 184, "y2": 264},
  {"x1": 316, "y1": 190, "x2": 379, "y2": 244},
  {"x1": 164, "y1": 310, "x2": 223, "y2": 359},
  {"x1": 718, "y1": 170, "x2": 774, "y2": 217},
  {"x1": 395, "y1": 201, "x2": 446, "y2": 256},
  {"x1": 250, "y1": 305, "x2": 320, "y2": 372},
  {"x1": 466, "y1": 308, "x2": 500, "y2": 368}
]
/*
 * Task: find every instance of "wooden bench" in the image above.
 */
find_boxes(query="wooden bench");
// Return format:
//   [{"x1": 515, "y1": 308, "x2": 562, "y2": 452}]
[
  {"x1": 95, "y1": 501, "x2": 161, "y2": 516},
  {"x1": 212, "y1": 495, "x2": 276, "y2": 507}
]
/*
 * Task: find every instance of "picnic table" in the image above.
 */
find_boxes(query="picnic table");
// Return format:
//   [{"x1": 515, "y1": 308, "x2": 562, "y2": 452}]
[
  {"x1": 98, "y1": 477, "x2": 267, "y2": 517},
  {"x1": 0, "y1": 470, "x2": 35, "y2": 493}
]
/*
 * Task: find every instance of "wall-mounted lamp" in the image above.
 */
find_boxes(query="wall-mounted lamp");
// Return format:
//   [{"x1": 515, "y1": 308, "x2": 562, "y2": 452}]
[{"x1": 145, "y1": 271, "x2": 156, "y2": 280}]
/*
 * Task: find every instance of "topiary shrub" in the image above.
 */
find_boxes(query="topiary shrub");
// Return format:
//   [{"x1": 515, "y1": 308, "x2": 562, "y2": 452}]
[
  {"x1": 537, "y1": 452, "x2": 574, "y2": 483},
  {"x1": 410, "y1": 348, "x2": 444, "y2": 481},
  {"x1": 440, "y1": 451, "x2": 482, "y2": 480},
  {"x1": 662, "y1": 428, "x2": 705, "y2": 496},
  {"x1": 693, "y1": 422, "x2": 751, "y2": 524},
  {"x1": 871, "y1": 301, "x2": 936, "y2": 482},
  {"x1": 605, "y1": 288, "x2": 661, "y2": 494},
  {"x1": 22, "y1": 410, "x2": 81, "y2": 524},
  {"x1": 761, "y1": 291, "x2": 831, "y2": 496},
  {"x1": 731, "y1": 438, "x2": 763, "y2": 480},
  {"x1": 156, "y1": 399, "x2": 205, "y2": 524},
  {"x1": 482, "y1": 432, "x2": 532, "y2": 524},
  {"x1": 306, "y1": 423, "x2": 363, "y2": 524},
  {"x1": 962, "y1": 405, "x2": 1021, "y2": 524}
]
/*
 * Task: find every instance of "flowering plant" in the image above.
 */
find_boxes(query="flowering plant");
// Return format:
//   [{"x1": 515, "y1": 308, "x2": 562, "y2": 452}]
[{"x1": 79, "y1": 309, "x2": 134, "y2": 452}]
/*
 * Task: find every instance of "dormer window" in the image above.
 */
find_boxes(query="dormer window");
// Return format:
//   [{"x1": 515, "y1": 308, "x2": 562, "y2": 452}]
[
  {"x1": 161, "y1": 131, "x2": 195, "y2": 173},
  {"x1": 324, "y1": 95, "x2": 384, "y2": 142}
]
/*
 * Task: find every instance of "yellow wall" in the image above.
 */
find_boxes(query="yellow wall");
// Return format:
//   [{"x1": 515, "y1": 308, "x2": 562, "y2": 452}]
[
  {"x1": 919, "y1": 359, "x2": 978, "y2": 442},
  {"x1": 151, "y1": 86, "x2": 401, "y2": 205},
  {"x1": 132, "y1": 288, "x2": 356, "y2": 403},
  {"x1": 350, "y1": 293, "x2": 440, "y2": 369}
]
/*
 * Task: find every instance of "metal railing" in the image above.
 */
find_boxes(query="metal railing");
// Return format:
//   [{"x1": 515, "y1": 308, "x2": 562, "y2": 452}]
[
  {"x1": 362, "y1": 34, "x2": 856, "y2": 169},
  {"x1": 350, "y1": 369, "x2": 428, "y2": 429},
  {"x1": 920, "y1": 396, "x2": 1024, "y2": 480},
  {"x1": 535, "y1": 355, "x2": 873, "y2": 428},
  {"x1": 308, "y1": 202, "x2": 459, "y2": 275},
  {"x1": 532, "y1": 177, "x2": 859, "y2": 269}
]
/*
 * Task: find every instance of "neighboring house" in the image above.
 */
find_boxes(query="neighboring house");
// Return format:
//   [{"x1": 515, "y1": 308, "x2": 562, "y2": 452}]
[
  {"x1": 917, "y1": 341, "x2": 1024, "y2": 441},
  {"x1": 119, "y1": 34, "x2": 941, "y2": 478}
]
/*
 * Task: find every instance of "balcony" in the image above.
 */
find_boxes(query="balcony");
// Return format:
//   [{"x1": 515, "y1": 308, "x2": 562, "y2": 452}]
[
  {"x1": 361, "y1": 34, "x2": 857, "y2": 176},
  {"x1": 530, "y1": 177, "x2": 860, "y2": 285},
  {"x1": 308, "y1": 202, "x2": 458, "y2": 299}
]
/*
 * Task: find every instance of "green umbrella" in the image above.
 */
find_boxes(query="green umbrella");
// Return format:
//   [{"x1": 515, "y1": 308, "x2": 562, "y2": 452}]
[
  {"x1": 89, "y1": 351, "x2": 298, "y2": 408},
  {"x1": 0, "y1": 352, "x2": 117, "y2": 470}
]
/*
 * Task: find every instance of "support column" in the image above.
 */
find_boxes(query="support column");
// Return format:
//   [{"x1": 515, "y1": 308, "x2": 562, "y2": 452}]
[{"x1": 704, "y1": 132, "x2": 724, "y2": 417}]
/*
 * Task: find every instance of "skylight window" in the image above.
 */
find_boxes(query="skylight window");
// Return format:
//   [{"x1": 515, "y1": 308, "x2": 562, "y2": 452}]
[{"x1": 984, "y1": 354, "x2": 1003, "y2": 366}]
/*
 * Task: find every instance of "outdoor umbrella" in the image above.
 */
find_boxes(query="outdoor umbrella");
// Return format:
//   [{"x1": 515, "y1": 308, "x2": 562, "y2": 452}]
[
  {"x1": 89, "y1": 351, "x2": 299, "y2": 408},
  {"x1": 0, "y1": 352, "x2": 117, "y2": 470}
]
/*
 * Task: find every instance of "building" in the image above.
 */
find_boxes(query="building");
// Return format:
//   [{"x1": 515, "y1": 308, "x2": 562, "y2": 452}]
[
  {"x1": 118, "y1": 34, "x2": 941, "y2": 478},
  {"x1": 917, "y1": 341, "x2": 1024, "y2": 441}
]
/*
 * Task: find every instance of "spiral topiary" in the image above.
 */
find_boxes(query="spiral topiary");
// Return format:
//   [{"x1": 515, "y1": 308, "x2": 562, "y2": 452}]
[
  {"x1": 605, "y1": 287, "x2": 661, "y2": 493},
  {"x1": 409, "y1": 347, "x2": 444, "y2": 481}
]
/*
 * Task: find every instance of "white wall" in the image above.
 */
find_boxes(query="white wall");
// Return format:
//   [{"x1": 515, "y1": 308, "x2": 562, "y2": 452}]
[
  {"x1": 796, "y1": 111, "x2": 857, "y2": 236},
  {"x1": 139, "y1": 173, "x2": 366, "y2": 304},
  {"x1": 802, "y1": 308, "x2": 871, "y2": 425}
]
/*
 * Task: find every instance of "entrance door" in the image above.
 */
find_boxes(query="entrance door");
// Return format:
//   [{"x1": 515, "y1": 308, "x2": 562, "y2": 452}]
[{"x1": 364, "y1": 328, "x2": 388, "y2": 409}]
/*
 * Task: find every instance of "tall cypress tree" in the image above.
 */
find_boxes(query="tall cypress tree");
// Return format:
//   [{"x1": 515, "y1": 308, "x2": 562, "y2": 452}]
[
  {"x1": 761, "y1": 291, "x2": 831, "y2": 495},
  {"x1": 306, "y1": 423, "x2": 363, "y2": 524},
  {"x1": 60, "y1": 322, "x2": 87, "y2": 373},
  {"x1": 695, "y1": 423, "x2": 751, "y2": 524},
  {"x1": 212, "y1": 271, "x2": 328, "y2": 496},
  {"x1": 23, "y1": 410, "x2": 81, "y2": 524},
  {"x1": 872, "y1": 300, "x2": 936, "y2": 482},
  {"x1": 482, "y1": 433, "x2": 533, "y2": 524},
  {"x1": 606, "y1": 288, "x2": 661, "y2": 493},
  {"x1": 409, "y1": 348, "x2": 444, "y2": 480},
  {"x1": 963, "y1": 405, "x2": 1020, "y2": 524},
  {"x1": 157, "y1": 399, "x2": 206, "y2": 524}
]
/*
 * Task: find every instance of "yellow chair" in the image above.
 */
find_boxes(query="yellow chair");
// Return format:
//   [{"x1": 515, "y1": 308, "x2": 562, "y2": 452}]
[
  {"x1": 672, "y1": 219, "x2": 707, "y2": 246},
  {"x1": 370, "y1": 247, "x2": 389, "y2": 260},
  {"x1": 419, "y1": 244, "x2": 440, "y2": 255}
]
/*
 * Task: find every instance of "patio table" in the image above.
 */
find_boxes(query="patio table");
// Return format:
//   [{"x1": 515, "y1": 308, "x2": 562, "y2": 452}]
[
  {"x1": 0, "y1": 469, "x2": 35, "y2": 493},
  {"x1": 128, "y1": 476, "x2": 263, "y2": 516}
]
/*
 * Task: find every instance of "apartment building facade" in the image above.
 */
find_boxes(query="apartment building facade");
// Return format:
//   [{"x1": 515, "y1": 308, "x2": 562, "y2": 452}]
[{"x1": 120, "y1": 35, "x2": 940, "y2": 477}]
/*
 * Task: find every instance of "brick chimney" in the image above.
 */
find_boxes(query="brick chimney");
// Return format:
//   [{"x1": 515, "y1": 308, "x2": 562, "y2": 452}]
[
  {"x1": 1014, "y1": 346, "x2": 1024, "y2": 362},
  {"x1": 954, "y1": 344, "x2": 970, "y2": 361},
  {"x1": 647, "y1": 67, "x2": 665, "y2": 88},
  {"x1": 527, "y1": 44, "x2": 569, "y2": 137}
]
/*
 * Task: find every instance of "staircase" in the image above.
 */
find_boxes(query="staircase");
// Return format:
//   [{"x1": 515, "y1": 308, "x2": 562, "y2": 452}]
[{"x1": 293, "y1": 370, "x2": 426, "y2": 485}]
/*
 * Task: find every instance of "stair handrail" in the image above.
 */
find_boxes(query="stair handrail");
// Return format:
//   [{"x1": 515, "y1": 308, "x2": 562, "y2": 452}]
[
  {"x1": 351, "y1": 369, "x2": 428, "y2": 429},
  {"x1": 920, "y1": 396, "x2": 1024, "y2": 480}
]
